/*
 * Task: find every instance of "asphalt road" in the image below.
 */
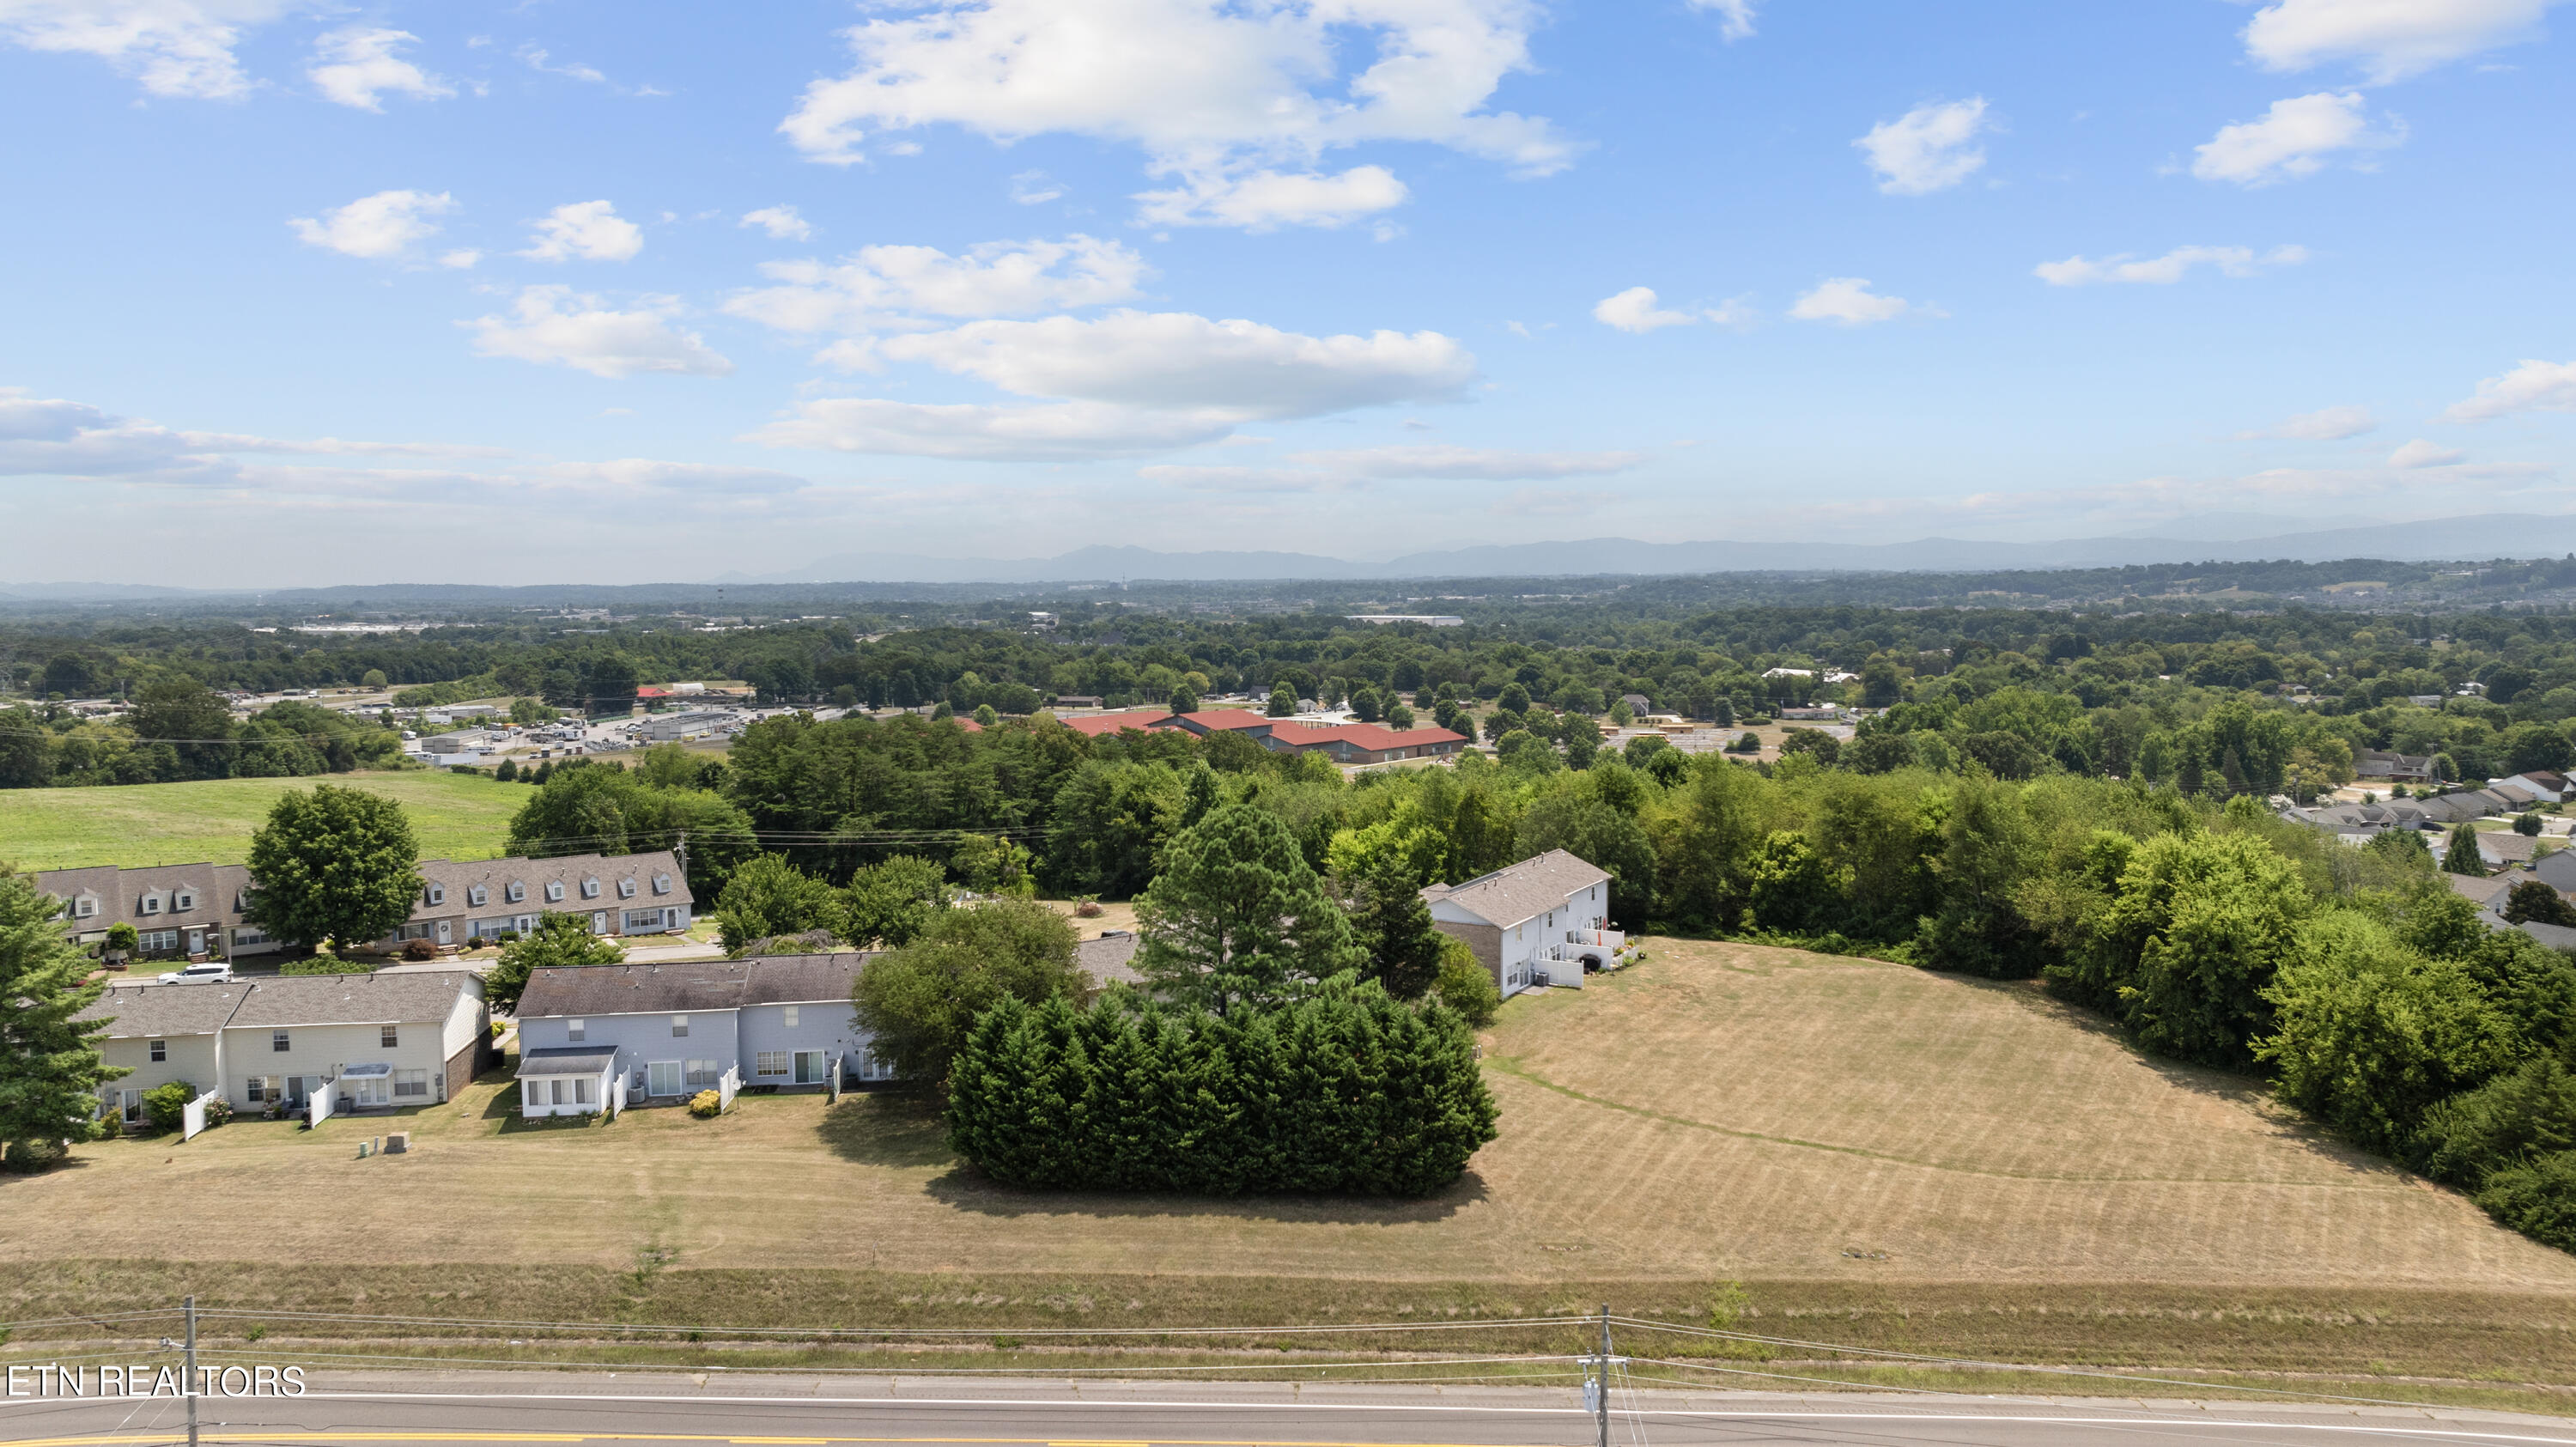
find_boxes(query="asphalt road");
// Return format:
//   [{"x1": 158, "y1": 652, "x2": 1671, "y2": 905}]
[{"x1": 4, "y1": 1373, "x2": 2574, "y2": 1447}]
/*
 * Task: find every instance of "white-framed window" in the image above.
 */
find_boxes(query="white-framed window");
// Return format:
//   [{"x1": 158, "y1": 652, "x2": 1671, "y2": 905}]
[
  {"x1": 507, "y1": 881, "x2": 525, "y2": 903},
  {"x1": 573, "y1": 1076, "x2": 593, "y2": 1104},
  {"x1": 140, "y1": 929, "x2": 179, "y2": 952},
  {"x1": 755, "y1": 1051, "x2": 791, "y2": 1078},
  {"x1": 671, "y1": 1014, "x2": 689, "y2": 1037},
  {"x1": 794, "y1": 1049, "x2": 828, "y2": 1085},
  {"x1": 426, "y1": 884, "x2": 446, "y2": 906},
  {"x1": 567, "y1": 1018, "x2": 586, "y2": 1042},
  {"x1": 625, "y1": 910, "x2": 664, "y2": 931},
  {"x1": 618, "y1": 878, "x2": 637, "y2": 898},
  {"x1": 271, "y1": 1031, "x2": 291, "y2": 1053},
  {"x1": 380, "y1": 1024, "x2": 399, "y2": 1048},
  {"x1": 782, "y1": 1004, "x2": 799, "y2": 1028},
  {"x1": 582, "y1": 878, "x2": 600, "y2": 899},
  {"x1": 545, "y1": 881, "x2": 564, "y2": 903},
  {"x1": 653, "y1": 874, "x2": 672, "y2": 895},
  {"x1": 246, "y1": 1077, "x2": 270, "y2": 1103},
  {"x1": 75, "y1": 897, "x2": 97, "y2": 919},
  {"x1": 140, "y1": 895, "x2": 161, "y2": 915},
  {"x1": 234, "y1": 926, "x2": 269, "y2": 946},
  {"x1": 149, "y1": 1039, "x2": 167, "y2": 1062},
  {"x1": 468, "y1": 885, "x2": 488, "y2": 907},
  {"x1": 393, "y1": 1068, "x2": 428, "y2": 1097},
  {"x1": 550, "y1": 1079, "x2": 568, "y2": 1105},
  {"x1": 684, "y1": 1059, "x2": 720, "y2": 1087},
  {"x1": 647, "y1": 1061, "x2": 683, "y2": 1096},
  {"x1": 173, "y1": 891, "x2": 195, "y2": 912}
]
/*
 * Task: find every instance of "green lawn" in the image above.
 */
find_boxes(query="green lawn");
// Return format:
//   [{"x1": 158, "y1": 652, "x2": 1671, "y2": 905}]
[{"x1": 0, "y1": 770, "x2": 530, "y2": 869}]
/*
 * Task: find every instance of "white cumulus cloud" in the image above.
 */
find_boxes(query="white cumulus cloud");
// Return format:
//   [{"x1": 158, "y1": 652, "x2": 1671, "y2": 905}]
[
  {"x1": 2239, "y1": 404, "x2": 2379, "y2": 440},
  {"x1": 775, "y1": 0, "x2": 1573, "y2": 230},
  {"x1": 288, "y1": 189, "x2": 455, "y2": 259},
  {"x1": 2035, "y1": 244, "x2": 2309, "y2": 286},
  {"x1": 2387, "y1": 439, "x2": 2465, "y2": 468},
  {"x1": 750, "y1": 398, "x2": 1239, "y2": 461},
  {"x1": 752, "y1": 309, "x2": 1478, "y2": 461},
  {"x1": 1009, "y1": 171, "x2": 1066, "y2": 205},
  {"x1": 726, "y1": 235, "x2": 1149, "y2": 332},
  {"x1": 2242, "y1": 0, "x2": 2567, "y2": 82},
  {"x1": 521, "y1": 200, "x2": 644, "y2": 262},
  {"x1": 1686, "y1": 0, "x2": 1758, "y2": 40},
  {"x1": 2191, "y1": 91, "x2": 2399, "y2": 186},
  {"x1": 878, "y1": 310, "x2": 1476, "y2": 418},
  {"x1": 307, "y1": 26, "x2": 452, "y2": 111},
  {"x1": 739, "y1": 205, "x2": 813, "y2": 241},
  {"x1": 465, "y1": 287, "x2": 732, "y2": 379},
  {"x1": 1133, "y1": 165, "x2": 1408, "y2": 229},
  {"x1": 1592, "y1": 287, "x2": 1697, "y2": 333},
  {"x1": 1789, "y1": 277, "x2": 1926, "y2": 325},
  {"x1": 0, "y1": 0, "x2": 295, "y2": 100},
  {"x1": 2443, "y1": 359, "x2": 2576, "y2": 422},
  {"x1": 1856, "y1": 98, "x2": 1992, "y2": 196}
]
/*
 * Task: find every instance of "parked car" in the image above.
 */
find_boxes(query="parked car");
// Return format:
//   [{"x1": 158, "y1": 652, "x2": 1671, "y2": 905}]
[{"x1": 158, "y1": 961, "x2": 234, "y2": 985}]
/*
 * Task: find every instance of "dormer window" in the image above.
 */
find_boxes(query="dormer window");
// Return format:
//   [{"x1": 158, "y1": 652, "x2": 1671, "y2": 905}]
[
  {"x1": 581, "y1": 878, "x2": 600, "y2": 898},
  {"x1": 173, "y1": 891, "x2": 195, "y2": 912},
  {"x1": 469, "y1": 885, "x2": 488, "y2": 907},
  {"x1": 506, "y1": 881, "x2": 525, "y2": 903},
  {"x1": 140, "y1": 895, "x2": 161, "y2": 915},
  {"x1": 426, "y1": 884, "x2": 446, "y2": 906},
  {"x1": 618, "y1": 879, "x2": 636, "y2": 898},
  {"x1": 652, "y1": 874, "x2": 671, "y2": 895},
  {"x1": 74, "y1": 897, "x2": 98, "y2": 919},
  {"x1": 545, "y1": 881, "x2": 564, "y2": 903}
]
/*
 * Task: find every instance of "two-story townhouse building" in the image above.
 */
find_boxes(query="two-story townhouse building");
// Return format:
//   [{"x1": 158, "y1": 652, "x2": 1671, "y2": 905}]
[
  {"x1": 35, "y1": 863, "x2": 282, "y2": 963},
  {"x1": 77, "y1": 970, "x2": 493, "y2": 1123},
  {"x1": 1420, "y1": 850, "x2": 1624, "y2": 999},
  {"x1": 386, "y1": 851, "x2": 694, "y2": 949}
]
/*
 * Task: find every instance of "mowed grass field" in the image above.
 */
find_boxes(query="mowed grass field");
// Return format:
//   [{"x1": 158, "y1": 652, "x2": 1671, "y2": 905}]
[
  {"x1": 0, "y1": 769, "x2": 527, "y2": 868},
  {"x1": 12, "y1": 939, "x2": 2576, "y2": 1282},
  {"x1": 12, "y1": 938, "x2": 2576, "y2": 1396}
]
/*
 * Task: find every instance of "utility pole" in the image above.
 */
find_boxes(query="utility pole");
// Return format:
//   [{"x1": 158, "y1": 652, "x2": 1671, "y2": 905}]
[
  {"x1": 1594, "y1": 1303, "x2": 1613, "y2": 1447},
  {"x1": 184, "y1": 1295, "x2": 201, "y2": 1447},
  {"x1": 672, "y1": 830, "x2": 689, "y2": 885}
]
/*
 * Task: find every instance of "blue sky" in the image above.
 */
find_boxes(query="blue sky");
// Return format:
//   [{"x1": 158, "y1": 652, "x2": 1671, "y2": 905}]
[{"x1": 2, "y1": 0, "x2": 2571, "y2": 584}]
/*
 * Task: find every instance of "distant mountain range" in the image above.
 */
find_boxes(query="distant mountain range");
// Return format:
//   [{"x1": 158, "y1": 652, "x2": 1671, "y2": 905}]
[{"x1": 727, "y1": 514, "x2": 2576, "y2": 585}]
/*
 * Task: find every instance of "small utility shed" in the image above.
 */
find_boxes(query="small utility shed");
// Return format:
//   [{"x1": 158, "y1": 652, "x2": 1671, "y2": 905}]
[{"x1": 1420, "y1": 849, "x2": 1616, "y2": 1000}]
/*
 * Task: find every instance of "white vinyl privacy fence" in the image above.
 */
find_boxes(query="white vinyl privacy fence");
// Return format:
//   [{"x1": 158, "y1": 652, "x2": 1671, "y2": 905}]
[
  {"x1": 180, "y1": 1088, "x2": 219, "y2": 1142},
  {"x1": 307, "y1": 1077, "x2": 338, "y2": 1129}
]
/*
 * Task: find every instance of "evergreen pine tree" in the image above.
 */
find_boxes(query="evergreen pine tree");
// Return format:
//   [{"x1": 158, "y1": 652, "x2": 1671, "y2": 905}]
[
  {"x1": 1340, "y1": 854, "x2": 1445, "y2": 1000},
  {"x1": 1135, "y1": 802, "x2": 1361, "y2": 1016},
  {"x1": 2444, "y1": 823, "x2": 2489, "y2": 878},
  {"x1": 2219, "y1": 747, "x2": 2250, "y2": 797},
  {"x1": 0, "y1": 871, "x2": 125, "y2": 1165},
  {"x1": 1180, "y1": 763, "x2": 1221, "y2": 828}
]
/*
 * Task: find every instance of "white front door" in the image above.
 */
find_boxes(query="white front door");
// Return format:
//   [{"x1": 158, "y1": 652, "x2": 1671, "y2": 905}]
[
  {"x1": 647, "y1": 1061, "x2": 683, "y2": 1097},
  {"x1": 435, "y1": 921, "x2": 452, "y2": 945}
]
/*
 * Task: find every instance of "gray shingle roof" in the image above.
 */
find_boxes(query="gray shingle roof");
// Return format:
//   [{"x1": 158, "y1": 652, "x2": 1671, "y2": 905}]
[
  {"x1": 1419, "y1": 848, "x2": 1611, "y2": 928},
  {"x1": 77, "y1": 981, "x2": 258, "y2": 1039},
  {"x1": 742, "y1": 953, "x2": 872, "y2": 1006},
  {"x1": 2448, "y1": 872, "x2": 2513, "y2": 908},
  {"x1": 410, "y1": 850, "x2": 691, "y2": 923},
  {"x1": 517, "y1": 960, "x2": 753, "y2": 1018},
  {"x1": 518, "y1": 1046, "x2": 619, "y2": 1077},
  {"x1": 1079, "y1": 933, "x2": 1142, "y2": 987},
  {"x1": 34, "y1": 863, "x2": 258, "y2": 934},
  {"x1": 224, "y1": 970, "x2": 483, "y2": 1028}
]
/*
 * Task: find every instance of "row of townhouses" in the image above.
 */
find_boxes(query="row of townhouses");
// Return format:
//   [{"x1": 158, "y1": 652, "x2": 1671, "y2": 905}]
[
  {"x1": 36, "y1": 851, "x2": 694, "y2": 962},
  {"x1": 77, "y1": 970, "x2": 495, "y2": 1126}
]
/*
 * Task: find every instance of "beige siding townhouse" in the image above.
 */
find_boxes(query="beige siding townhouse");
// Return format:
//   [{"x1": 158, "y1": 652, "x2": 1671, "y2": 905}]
[
  {"x1": 34, "y1": 863, "x2": 283, "y2": 963},
  {"x1": 78, "y1": 970, "x2": 495, "y2": 1124},
  {"x1": 385, "y1": 851, "x2": 694, "y2": 948}
]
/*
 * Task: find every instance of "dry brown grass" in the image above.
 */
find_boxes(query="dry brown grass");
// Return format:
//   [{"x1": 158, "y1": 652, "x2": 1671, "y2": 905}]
[{"x1": 9, "y1": 936, "x2": 2576, "y2": 1390}]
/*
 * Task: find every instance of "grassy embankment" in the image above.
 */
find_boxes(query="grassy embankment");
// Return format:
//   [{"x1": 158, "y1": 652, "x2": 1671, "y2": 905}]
[{"x1": 7, "y1": 939, "x2": 2575, "y2": 1408}]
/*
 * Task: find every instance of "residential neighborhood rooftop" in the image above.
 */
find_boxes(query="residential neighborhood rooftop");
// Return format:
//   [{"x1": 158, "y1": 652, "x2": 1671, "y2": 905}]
[{"x1": 1420, "y1": 849, "x2": 1612, "y2": 929}]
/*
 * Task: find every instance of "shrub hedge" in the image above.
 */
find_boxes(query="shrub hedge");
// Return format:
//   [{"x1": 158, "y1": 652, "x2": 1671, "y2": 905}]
[{"x1": 946, "y1": 981, "x2": 1497, "y2": 1197}]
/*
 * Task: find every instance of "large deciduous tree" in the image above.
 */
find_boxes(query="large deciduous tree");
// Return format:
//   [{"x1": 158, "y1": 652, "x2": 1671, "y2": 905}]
[
  {"x1": 487, "y1": 911, "x2": 626, "y2": 1013},
  {"x1": 243, "y1": 783, "x2": 422, "y2": 952},
  {"x1": 1135, "y1": 802, "x2": 1359, "y2": 1015},
  {"x1": 853, "y1": 898, "x2": 1088, "y2": 1087},
  {"x1": 1, "y1": 870, "x2": 124, "y2": 1165}
]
